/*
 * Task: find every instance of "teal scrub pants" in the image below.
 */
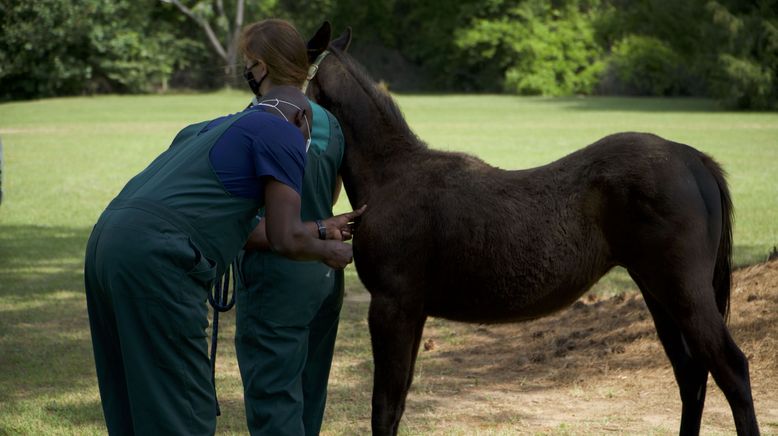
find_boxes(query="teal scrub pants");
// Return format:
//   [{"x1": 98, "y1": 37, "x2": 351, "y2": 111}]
[
  {"x1": 235, "y1": 251, "x2": 343, "y2": 435},
  {"x1": 84, "y1": 206, "x2": 218, "y2": 435}
]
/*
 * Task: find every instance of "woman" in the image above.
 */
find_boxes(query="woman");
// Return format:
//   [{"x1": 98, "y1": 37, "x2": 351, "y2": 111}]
[
  {"x1": 234, "y1": 19, "x2": 352, "y2": 435},
  {"x1": 83, "y1": 20, "x2": 362, "y2": 435}
]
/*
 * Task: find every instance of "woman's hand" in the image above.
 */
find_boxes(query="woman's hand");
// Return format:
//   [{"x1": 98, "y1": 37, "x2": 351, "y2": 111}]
[
  {"x1": 322, "y1": 240, "x2": 354, "y2": 269},
  {"x1": 263, "y1": 180, "x2": 358, "y2": 270},
  {"x1": 323, "y1": 205, "x2": 366, "y2": 241}
]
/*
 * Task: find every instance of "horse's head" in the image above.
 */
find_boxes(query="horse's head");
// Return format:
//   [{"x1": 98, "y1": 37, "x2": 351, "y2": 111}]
[
  {"x1": 303, "y1": 21, "x2": 353, "y2": 109},
  {"x1": 302, "y1": 22, "x2": 420, "y2": 208},
  {"x1": 303, "y1": 21, "x2": 410, "y2": 134}
]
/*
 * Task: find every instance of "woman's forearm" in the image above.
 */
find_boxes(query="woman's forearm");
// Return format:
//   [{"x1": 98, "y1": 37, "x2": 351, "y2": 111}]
[{"x1": 244, "y1": 218, "x2": 321, "y2": 252}]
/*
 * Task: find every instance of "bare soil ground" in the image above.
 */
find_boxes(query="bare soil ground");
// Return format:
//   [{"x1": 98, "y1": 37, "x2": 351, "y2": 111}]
[{"x1": 387, "y1": 260, "x2": 778, "y2": 434}]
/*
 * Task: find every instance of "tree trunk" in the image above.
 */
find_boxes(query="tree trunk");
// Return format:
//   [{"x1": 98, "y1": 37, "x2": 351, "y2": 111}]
[{"x1": 162, "y1": 0, "x2": 245, "y2": 86}]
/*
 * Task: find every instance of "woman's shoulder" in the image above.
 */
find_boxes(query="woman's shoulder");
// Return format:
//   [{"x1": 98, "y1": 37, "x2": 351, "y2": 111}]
[
  {"x1": 237, "y1": 107, "x2": 288, "y2": 127},
  {"x1": 234, "y1": 108, "x2": 301, "y2": 141}
]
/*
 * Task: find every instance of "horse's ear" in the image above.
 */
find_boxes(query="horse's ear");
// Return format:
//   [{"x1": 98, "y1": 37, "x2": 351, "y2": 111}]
[
  {"x1": 331, "y1": 26, "x2": 352, "y2": 52},
  {"x1": 307, "y1": 21, "x2": 332, "y2": 63}
]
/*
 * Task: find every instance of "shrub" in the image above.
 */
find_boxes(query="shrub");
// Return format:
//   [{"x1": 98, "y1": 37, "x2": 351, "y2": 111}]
[
  {"x1": 605, "y1": 34, "x2": 685, "y2": 96},
  {"x1": 456, "y1": 0, "x2": 605, "y2": 96},
  {"x1": 705, "y1": 1, "x2": 778, "y2": 109},
  {"x1": 711, "y1": 54, "x2": 776, "y2": 109}
]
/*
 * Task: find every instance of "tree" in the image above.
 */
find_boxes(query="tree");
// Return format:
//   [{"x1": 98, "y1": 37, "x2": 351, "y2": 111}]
[
  {"x1": 0, "y1": 0, "x2": 193, "y2": 100},
  {"x1": 706, "y1": 0, "x2": 778, "y2": 109},
  {"x1": 596, "y1": 0, "x2": 778, "y2": 107},
  {"x1": 160, "y1": 0, "x2": 246, "y2": 84}
]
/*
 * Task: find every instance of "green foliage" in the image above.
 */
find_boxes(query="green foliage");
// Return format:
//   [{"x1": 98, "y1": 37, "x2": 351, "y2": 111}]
[
  {"x1": 705, "y1": 1, "x2": 778, "y2": 109},
  {"x1": 456, "y1": 0, "x2": 604, "y2": 95},
  {"x1": 275, "y1": 0, "x2": 481, "y2": 91},
  {"x1": 0, "y1": 0, "x2": 93, "y2": 99},
  {"x1": 606, "y1": 35, "x2": 684, "y2": 95},
  {"x1": 388, "y1": 0, "x2": 485, "y2": 91},
  {"x1": 1, "y1": 0, "x2": 777, "y2": 109},
  {"x1": 595, "y1": 0, "x2": 778, "y2": 108},
  {"x1": 86, "y1": 3, "x2": 198, "y2": 93},
  {"x1": 714, "y1": 54, "x2": 776, "y2": 110},
  {"x1": 0, "y1": 0, "x2": 197, "y2": 100}
]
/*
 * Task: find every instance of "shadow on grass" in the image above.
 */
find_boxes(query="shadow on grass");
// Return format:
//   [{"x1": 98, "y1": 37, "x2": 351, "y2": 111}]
[
  {"x1": 331, "y1": 255, "x2": 775, "y2": 431},
  {"x1": 43, "y1": 399, "x2": 104, "y2": 427},
  {"x1": 415, "y1": 295, "x2": 663, "y2": 391},
  {"x1": 0, "y1": 224, "x2": 90, "y2": 297},
  {"x1": 0, "y1": 225, "x2": 102, "y2": 423},
  {"x1": 325, "y1": 292, "x2": 664, "y2": 431}
]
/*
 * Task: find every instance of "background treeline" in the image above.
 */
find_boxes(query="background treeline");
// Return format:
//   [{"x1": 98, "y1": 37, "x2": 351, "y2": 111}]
[{"x1": 1, "y1": 0, "x2": 776, "y2": 109}]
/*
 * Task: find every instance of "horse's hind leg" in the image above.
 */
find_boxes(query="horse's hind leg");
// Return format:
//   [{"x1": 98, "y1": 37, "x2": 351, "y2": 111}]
[
  {"x1": 677, "y1": 297, "x2": 758, "y2": 436},
  {"x1": 630, "y1": 270, "x2": 758, "y2": 435},
  {"x1": 368, "y1": 293, "x2": 427, "y2": 436},
  {"x1": 631, "y1": 273, "x2": 709, "y2": 435}
]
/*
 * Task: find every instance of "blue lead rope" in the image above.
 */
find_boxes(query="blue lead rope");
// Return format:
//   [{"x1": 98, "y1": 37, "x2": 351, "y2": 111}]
[{"x1": 207, "y1": 261, "x2": 237, "y2": 416}]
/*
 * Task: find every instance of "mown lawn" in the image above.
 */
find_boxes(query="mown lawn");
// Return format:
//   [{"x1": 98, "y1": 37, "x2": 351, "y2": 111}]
[{"x1": 0, "y1": 91, "x2": 776, "y2": 434}]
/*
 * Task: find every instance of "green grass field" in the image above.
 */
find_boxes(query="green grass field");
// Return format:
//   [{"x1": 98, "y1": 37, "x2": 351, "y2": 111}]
[{"x1": 0, "y1": 91, "x2": 776, "y2": 434}]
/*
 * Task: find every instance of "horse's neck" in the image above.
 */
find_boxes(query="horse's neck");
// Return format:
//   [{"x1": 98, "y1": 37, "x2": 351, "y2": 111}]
[
  {"x1": 331, "y1": 92, "x2": 422, "y2": 207},
  {"x1": 340, "y1": 124, "x2": 413, "y2": 208}
]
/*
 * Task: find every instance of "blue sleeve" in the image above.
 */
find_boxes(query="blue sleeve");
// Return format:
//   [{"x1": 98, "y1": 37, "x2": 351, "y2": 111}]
[
  {"x1": 246, "y1": 112, "x2": 307, "y2": 195},
  {"x1": 209, "y1": 110, "x2": 307, "y2": 200}
]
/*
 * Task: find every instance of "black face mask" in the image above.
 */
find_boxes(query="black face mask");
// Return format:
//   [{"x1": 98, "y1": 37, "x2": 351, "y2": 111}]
[{"x1": 243, "y1": 62, "x2": 267, "y2": 97}]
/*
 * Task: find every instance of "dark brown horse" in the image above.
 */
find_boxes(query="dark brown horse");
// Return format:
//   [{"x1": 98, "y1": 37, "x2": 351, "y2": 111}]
[{"x1": 305, "y1": 23, "x2": 760, "y2": 436}]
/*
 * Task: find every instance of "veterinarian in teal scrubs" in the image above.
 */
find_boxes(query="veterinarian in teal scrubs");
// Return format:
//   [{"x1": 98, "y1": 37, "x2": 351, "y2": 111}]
[
  {"x1": 235, "y1": 99, "x2": 346, "y2": 436},
  {"x1": 232, "y1": 18, "x2": 354, "y2": 436}
]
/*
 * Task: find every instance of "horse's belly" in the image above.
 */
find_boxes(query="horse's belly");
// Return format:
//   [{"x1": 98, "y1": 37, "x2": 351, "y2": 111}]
[
  {"x1": 424, "y1": 281, "x2": 591, "y2": 324},
  {"x1": 421, "y1": 251, "x2": 613, "y2": 324}
]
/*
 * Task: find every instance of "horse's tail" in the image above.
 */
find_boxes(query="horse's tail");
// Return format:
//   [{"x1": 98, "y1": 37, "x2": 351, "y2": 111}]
[{"x1": 700, "y1": 152, "x2": 734, "y2": 322}]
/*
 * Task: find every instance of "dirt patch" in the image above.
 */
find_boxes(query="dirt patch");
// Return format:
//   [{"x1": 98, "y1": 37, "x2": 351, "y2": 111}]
[{"x1": 400, "y1": 260, "x2": 778, "y2": 434}]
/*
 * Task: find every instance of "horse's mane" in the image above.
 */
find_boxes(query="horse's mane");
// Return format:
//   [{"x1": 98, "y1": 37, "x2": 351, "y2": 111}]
[{"x1": 329, "y1": 48, "x2": 421, "y2": 145}]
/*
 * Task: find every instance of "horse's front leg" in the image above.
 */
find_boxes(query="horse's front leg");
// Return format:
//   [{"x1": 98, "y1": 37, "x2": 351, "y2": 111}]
[{"x1": 368, "y1": 293, "x2": 427, "y2": 436}]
